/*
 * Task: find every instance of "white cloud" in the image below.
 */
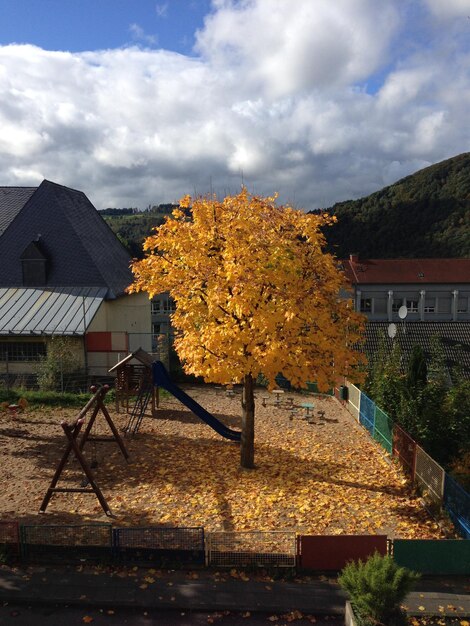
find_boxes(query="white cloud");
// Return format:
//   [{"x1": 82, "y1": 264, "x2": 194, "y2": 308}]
[
  {"x1": 0, "y1": 0, "x2": 469, "y2": 214},
  {"x1": 155, "y1": 3, "x2": 169, "y2": 18},
  {"x1": 129, "y1": 23, "x2": 158, "y2": 46},
  {"x1": 423, "y1": 0, "x2": 470, "y2": 19},
  {"x1": 196, "y1": 0, "x2": 399, "y2": 99}
]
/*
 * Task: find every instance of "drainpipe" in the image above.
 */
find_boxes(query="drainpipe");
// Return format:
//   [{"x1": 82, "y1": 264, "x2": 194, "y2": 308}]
[
  {"x1": 452, "y1": 290, "x2": 459, "y2": 321},
  {"x1": 387, "y1": 290, "x2": 393, "y2": 322}
]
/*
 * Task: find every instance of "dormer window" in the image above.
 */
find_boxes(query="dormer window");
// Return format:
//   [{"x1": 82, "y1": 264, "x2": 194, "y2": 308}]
[{"x1": 20, "y1": 239, "x2": 47, "y2": 287}]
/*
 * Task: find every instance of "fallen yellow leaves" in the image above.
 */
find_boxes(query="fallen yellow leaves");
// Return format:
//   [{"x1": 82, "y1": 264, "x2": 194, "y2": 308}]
[{"x1": 0, "y1": 391, "x2": 447, "y2": 539}]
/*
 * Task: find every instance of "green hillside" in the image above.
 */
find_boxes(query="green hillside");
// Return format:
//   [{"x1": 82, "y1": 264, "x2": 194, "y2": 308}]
[
  {"x1": 101, "y1": 205, "x2": 177, "y2": 258},
  {"x1": 322, "y1": 152, "x2": 470, "y2": 259}
]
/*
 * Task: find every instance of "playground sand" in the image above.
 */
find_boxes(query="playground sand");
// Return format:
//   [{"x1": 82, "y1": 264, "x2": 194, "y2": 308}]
[{"x1": 0, "y1": 387, "x2": 447, "y2": 538}]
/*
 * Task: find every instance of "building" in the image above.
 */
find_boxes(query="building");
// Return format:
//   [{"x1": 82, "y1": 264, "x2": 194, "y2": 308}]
[
  {"x1": 0, "y1": 180, "x2": 151, "y2": 380},
  {"x1": 341, "y1": 255, "x2": 470, "y2": 379},
  {"x1": 341, "y1": 255, "x2": 470, "y2": 322}
]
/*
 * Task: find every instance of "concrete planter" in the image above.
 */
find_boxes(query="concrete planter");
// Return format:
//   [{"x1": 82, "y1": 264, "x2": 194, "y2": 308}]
[{"x1": 344, "y1": 601, "x2": 359, "y2": 626}]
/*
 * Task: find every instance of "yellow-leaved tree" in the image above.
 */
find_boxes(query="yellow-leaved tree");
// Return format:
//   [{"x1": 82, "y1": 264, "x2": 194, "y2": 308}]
[{"x1": 129, "y1": 189, "x2": 366, "y2": 468}]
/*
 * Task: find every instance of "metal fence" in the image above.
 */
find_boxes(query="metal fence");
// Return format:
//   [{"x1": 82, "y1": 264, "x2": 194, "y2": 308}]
[
  {"x1": 359, "y1": 392, "x2": 375, "y2": 436},
  {"x1": 393, "y1": 539, "x2": 470, "y2": 575},
  {"x1": 206, "y1": 531, "x2": 297, "y2": 568},
  {"x1": 113, "y1": 527, "x2": 205, "y2": 566},
  {"x1": 20, "y1": 524, "x2": 113, "y2": 563},
  {"x1": 443, "y1": 475, "x2": 470, "y2": 539},
  {"x1": 0, "y1": 521, "x2": 468, "y2": 573},
  {"x1": 346, "y1": 380, "x2": 360, "y2": 421},
  {"x1": 374, "y1": 406, "x2": 393, "y2": 454},
  {"x1": 297, "y1": 534, "x2": 387, "y2": 571},
  {"x1": 393, "y1": 424, "x2": 417, "y2": 479},
  {"x1": 414, "y1": 446, "x2": 445, "y2": 506},
  {"x1": 344, "y1": 382, "x2": 470, "y2": 539},
  {"x1": 0, "y1": 521, "x2": 20, "y2": 560}
]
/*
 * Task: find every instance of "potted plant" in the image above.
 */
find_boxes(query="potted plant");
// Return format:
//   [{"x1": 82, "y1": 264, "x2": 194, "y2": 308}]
[{"x1": 339, "y1": 552, "x2": 420, "y2": 626}]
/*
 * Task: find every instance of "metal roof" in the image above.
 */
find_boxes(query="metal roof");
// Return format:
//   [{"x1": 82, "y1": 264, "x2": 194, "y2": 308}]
[
  {"x1": 342, "y1": 258, "x2": 470, "y2": 285},
  {"x1": 0, "y1": 287, "x2": 106, "y2": 336}
]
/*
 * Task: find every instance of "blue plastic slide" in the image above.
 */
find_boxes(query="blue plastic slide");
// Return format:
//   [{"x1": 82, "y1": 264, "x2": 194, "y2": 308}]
[{"x1": 152, "y1": 361, "x2": 241, "y2": 442}]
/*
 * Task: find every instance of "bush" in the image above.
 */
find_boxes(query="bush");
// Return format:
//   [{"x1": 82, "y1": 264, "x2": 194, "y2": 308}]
[
  {"x1": 338, "y1": 552, "x2": 420, "y2": 626},
  {"x1": 0, "y1": 388, "x2": 115, "y2": 408}
]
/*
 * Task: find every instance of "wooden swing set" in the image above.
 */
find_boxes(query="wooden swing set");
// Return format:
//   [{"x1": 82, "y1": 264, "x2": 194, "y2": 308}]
[{"x1": 39, "y1": 385, "x2": 129, "y2": 517}]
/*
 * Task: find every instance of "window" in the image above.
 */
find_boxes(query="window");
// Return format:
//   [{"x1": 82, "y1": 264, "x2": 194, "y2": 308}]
[
  {"x1": 374, "y1": 298, "x2": 387, "y2": 314},
  {"x1": 169, "y1": 298, "x2": 177, "y2": 312},
  {"x1": 360, "y1": 298, "x2": 372, "y2": 313},
  {"x1": 406, "y1": 299, "x2": 418, "y2": 313},
  {"x1": 0, "y1": 342, "x2": 46, "y2": 362},
  {"x1": 438, "y1": 298, "x2": 451, "y2": 313},
  {"x1": 151, "y1": 301, "x2": 161, "y2": 313},
  {"x1": 392, "y1": 300, "x2": 402, "y2": 313},
  {"x1": 152, "y1": 323, "x2": 161, "y2": 335},
  {"x1": 458, "y1": 298, "x2": 468, "y2": 313},
  {"x1": 424, "y1": 299, "x2": 436, "y2": 313}
]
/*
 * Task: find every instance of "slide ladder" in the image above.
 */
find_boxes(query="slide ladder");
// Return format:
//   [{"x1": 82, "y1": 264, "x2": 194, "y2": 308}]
[
  {"x1": 125, "y1": 383, "x2": 153, "y2": 435},
  {"x1": 152, "y1": 361, "x2": 241, "y2": 442}
]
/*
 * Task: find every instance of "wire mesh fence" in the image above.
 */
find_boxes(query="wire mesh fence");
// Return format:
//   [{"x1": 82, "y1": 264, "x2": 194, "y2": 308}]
[
  {"x1": 207, "y1": 531, "x2": 297, "y2": 568},
  {"x1": 359, "y1": 392, "x2": 375, "y2": 436},
  {"x1": 344, "y1": 381, "x2": 470, "y2": 538},
  {"x1": 113, "y1": 527, "x2": 205, "y2": 566},
  {"x1": 392, "y1": 423, "x2": 417, "y2": 479},
  {"x1": 0, "y1": 521, "x2": 20, "y2": 561},
  {"x1": 373, "y1": 406, "x2": 393, "y2": 454},
  {"x1": 443, "y1": 474, "x2": 470, "y2": 540},
  {"x1": 414, "y1": 446, "x2": 446, "y2": 506},
  {"x1": 345, "y1": 380, "x2": 360, "y2": 421},
  {"x1": 20, "y1": 524, "x2": 113, "y2": 564}
]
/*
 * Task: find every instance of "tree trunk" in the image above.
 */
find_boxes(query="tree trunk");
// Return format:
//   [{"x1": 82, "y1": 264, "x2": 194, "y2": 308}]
[{"x1": 240, "y1": 373, "x2": 255, "y2": 469}]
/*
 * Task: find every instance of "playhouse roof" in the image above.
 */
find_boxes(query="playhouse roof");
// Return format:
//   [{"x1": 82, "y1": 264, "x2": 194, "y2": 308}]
[{"x1": 108, "y1": 347, "x2": 155, "y2": 372}]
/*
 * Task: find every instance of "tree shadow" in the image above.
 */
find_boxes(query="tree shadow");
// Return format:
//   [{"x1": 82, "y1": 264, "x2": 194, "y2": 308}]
[{"x1": 0, "y1": 409, "x2": 424, "y2": 533}]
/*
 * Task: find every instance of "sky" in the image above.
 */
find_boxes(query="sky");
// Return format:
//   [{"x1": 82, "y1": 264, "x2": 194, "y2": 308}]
[{"x1": 0, "y1": 0, "x2": 469, "y2": 211}]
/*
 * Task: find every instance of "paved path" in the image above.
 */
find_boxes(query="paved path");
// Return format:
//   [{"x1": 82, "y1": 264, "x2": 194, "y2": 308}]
[{"x1": 0, "y1": 565, "x2": 468, "y2": 618}]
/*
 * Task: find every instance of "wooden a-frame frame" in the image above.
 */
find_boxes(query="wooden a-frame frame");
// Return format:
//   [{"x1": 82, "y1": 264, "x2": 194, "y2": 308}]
[{"x1": 39, "y1": 385, "x2": 129, "y2": 517}]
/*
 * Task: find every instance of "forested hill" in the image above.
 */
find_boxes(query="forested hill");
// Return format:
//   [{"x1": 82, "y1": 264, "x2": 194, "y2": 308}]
[{"x1": 320, "y1": 153, "x2": 470, "y2": 259}]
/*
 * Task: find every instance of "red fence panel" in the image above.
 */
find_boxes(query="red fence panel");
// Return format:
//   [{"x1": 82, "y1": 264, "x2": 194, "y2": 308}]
[
  {"x1": 0, "y1": 520, "x2": 20, "y2": 559},
  {"x1": 392, "y1": 424, "x2": 417, "y2": 479},
  {"x1": 298, "y1": 535, "x2": 388, "y2": 571}
]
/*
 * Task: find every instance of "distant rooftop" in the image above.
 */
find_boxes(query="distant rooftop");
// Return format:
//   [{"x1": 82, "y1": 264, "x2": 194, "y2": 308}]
[
  {"x1": 0, "y1": 180, "x2": 133, "y2": 297},
  {"x1": 342, "y1": 255, "x2": 470, "y2": 285}
]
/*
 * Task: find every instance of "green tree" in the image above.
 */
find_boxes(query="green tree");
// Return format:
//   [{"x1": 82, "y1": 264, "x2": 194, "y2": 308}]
[
  {"x1": 37, "y1": 337, "x2": 82, "y2": 392},
  {"x1": 339, "y1": 552, "x2": 420, "y2": 626}
]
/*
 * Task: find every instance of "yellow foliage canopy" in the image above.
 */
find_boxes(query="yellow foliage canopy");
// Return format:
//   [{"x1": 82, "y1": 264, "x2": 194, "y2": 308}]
[{"x1": 129, "y1": 188, "x2": 366, "y2": 390}]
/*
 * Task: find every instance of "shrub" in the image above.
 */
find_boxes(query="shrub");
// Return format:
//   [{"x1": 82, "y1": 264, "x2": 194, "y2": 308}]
[{"x1": 338, "y1": 552, "x2": 420, "y2": 626}]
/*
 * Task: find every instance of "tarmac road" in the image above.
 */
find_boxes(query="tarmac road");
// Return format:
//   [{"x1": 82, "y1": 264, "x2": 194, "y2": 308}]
[{"x1": 0, "y1": 604, "x2": 342, "y2": 626}]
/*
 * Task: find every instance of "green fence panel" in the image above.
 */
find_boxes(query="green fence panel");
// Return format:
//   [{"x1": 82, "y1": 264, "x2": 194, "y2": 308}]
[
  {"x1": 374, "y1": 406, "x2": 393, "y2": 454},
  {"x1": 393, "y1": 539, "x2": 470, "y2": 575}
]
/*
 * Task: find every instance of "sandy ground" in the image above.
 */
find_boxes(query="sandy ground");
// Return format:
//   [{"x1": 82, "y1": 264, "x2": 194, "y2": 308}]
[{"x1": 0, "y1": 385, "x2": 444, "y2": 538}]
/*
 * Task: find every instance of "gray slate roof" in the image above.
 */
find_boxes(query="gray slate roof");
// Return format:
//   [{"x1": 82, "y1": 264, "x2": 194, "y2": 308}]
[
  {"x1": 0, "y1": 287, "x2": 106, "y2": 335},
  {"x1": 0, "y1": 187, "x2": 36, "y2": 235},
  {"x1": 364, "y1": 321, "x2": 470, "y2": 380},
  {"x1": 0, "y1": 180, "x2": 133, "y2": 297}
]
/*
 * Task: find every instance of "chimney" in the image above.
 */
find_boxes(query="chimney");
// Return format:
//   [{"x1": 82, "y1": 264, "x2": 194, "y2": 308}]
[{"x1": 349, "y1": 253, "x2": 359, "y2": 263}]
